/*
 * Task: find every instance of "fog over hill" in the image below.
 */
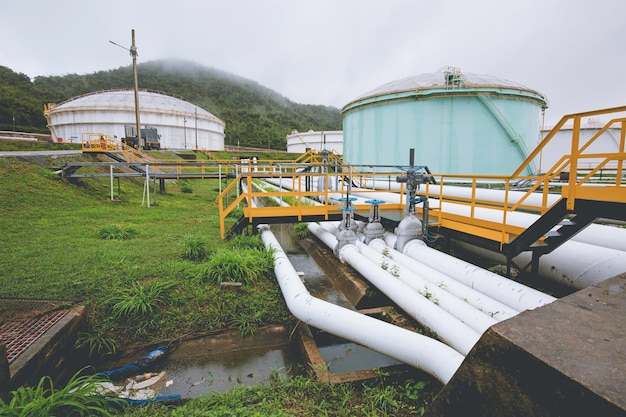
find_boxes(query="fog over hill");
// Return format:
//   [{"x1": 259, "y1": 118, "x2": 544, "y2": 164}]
[{"x1": 0, "y1": 59, "x2": 342, "y2": 149}]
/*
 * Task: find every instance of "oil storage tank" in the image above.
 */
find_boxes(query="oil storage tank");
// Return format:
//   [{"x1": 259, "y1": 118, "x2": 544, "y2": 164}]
[
  {"x1": 44, "y1": 89, "x2": 226, "y2": 150},
  {"x1": 341, "y1": 67, "x2": 548, "y2": 175},
  {"x1": 286, "y1": 130, "x2": 343, "y2": 154}
]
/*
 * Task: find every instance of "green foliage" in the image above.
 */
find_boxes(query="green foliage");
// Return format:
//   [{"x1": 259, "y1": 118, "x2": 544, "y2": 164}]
[
  {"x1": 107, "y1": 280, "x2": 176, "y2": 319},
  {"x1": 230, "y1": 233, "x2": 264, "y2": 250},
  {"x1": 1, "y1": 60, "x2": 342, "y2": 149},
  {"x1": 202, "y1": 247, "x2": 274, "y2": 284},
  {"x1": 179, "y1": 234, "x2": 210, "y2": 261},
  {"x1": 178, "y1": 180, "x2": 193, "y2": 194},
  {"x1": 0, "y1": 157, "x2": 291, "y2": 346},
  {"x1": 0, "y1": 369, "x2": 124, "y2": 417},
  {"x1": 226, "y1": 207, "x2": 244, "y2": 219},
  {"x1": 119, "y1": 373, "x2": 441, "y2": 417},
  {"x1": 98, "y1": 223, "x2": 138, "y2": 240},
  {"x1": 294, "y1": 223, "x2": 310, "y2": 239},
  {"x1": 75, "y1": 328, "x2": 118, "y2": 356}
]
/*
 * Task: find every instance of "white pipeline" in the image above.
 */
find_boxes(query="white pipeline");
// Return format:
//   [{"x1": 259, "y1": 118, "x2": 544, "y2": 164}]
[
  {"x1": 354, "y1": 240, "x2": 501, "y2": 332},
  {"x1": 259, "y1": 224, "x2": 464, "y2": 384},
  {"x1": 366, "y1": 238, "x2": 519, "y2": 321},
  {"x1": 309, "y1": 223, "x2": 481, "y2": 356},
  {"x1": 262, "y1": 177, "x2": 626, "y2": 288},
  {"x1": 402, "y1": 240, "x2": 556, "y2": 311},
  {"x1": 457, "y1": 239, "x2": 626, "y2": 290}
]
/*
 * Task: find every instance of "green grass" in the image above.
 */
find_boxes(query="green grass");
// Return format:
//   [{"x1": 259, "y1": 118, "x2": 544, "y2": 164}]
[
  {"x1": 119, "y1": 371, "x2": 441, "y2": 417},
  {"x1": 0, "y1": 155, "x2": 290, "y2": 346}
]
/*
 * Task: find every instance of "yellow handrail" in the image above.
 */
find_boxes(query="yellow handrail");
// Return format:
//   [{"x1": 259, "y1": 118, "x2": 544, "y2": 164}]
[{"x1": 218, "y1": 106, "x2": 626, "y2": 243}]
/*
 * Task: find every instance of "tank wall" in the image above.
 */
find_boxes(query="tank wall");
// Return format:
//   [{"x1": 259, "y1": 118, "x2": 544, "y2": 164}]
[
  {"x1": 49, "y1": 108, "x2": 225, "y2": 150},
  {"x1": 286, "y1": 131, "x2": 343, "y2": 154},
  {"x1": 343, "y1": 95, "x2": 543, "y2": 175},
  {"x1": 535, "y1": 128, "x2": 622, "y2": 172}
]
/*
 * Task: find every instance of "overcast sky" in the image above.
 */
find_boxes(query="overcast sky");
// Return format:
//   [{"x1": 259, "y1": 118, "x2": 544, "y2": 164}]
[{"x1": 2, "y1": 0, "x2": 625, "y2": 126}]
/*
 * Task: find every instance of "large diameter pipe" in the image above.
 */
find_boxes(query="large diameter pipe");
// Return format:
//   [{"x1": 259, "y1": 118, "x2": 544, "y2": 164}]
[
  {"x1": 338, "y1": 243, "x2": 481, "y2": 355},
  {"x1": 458, "y1": 239, "x2": 626, "y2": 290},
  {"x1": 259, "y1": 224, "x2": 464, "y2": 384},
  {"x1": 308, "y1": 223, "x2": 481, "y2": 355},
  {"x1": 354, "y1": 240, "x2": 500, "y2": 332},
  {"x1": 403, "y1": 240, "x2": 556, "y2": 311},
  {"x1": 366, "y1": 239, "x2": 519, "y2": 321}
]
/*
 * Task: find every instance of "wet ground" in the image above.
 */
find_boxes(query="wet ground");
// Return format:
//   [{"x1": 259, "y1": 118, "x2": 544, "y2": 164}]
[
  {"x1": 155, "y1": 343, "x2": 303, "y2": 398},
  {"x1": 127, "y1": 224, "x2": 401, "y2": 398}
]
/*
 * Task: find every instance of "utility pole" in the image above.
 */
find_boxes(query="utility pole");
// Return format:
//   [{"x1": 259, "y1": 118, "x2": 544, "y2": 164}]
[
  {"x1": 131, "y1": 29, "x2": 142, "y2": 150},
  {"x1": 110, "y1": 29, "x2": 142, "y2": 150}
]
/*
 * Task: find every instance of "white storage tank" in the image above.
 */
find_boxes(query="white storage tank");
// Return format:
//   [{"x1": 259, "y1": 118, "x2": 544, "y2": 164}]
[
  {"x1": 537, "y1": 121, "x2": 623, "y2": 172},
  {"x1": 286, "y1": 130, "x2": 343, "y2": 154},
  {"x1": 44, "y1": 89, "x2": 225, "y2": 150}
]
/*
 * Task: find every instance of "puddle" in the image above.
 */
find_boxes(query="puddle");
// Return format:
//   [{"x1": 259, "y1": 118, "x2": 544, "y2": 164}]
[
  {"x1": 288, "y1": 253, "x2": 354, "y2": 309},
  {"x1": 318, "y1": 342, "x2": 401, "y2": 374},
  {"x1": 151, "y1": 344, "x2": 303, "y2": 398}
]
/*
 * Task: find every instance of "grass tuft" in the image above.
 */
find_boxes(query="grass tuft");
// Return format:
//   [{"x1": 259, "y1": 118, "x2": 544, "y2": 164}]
[
  {"x1": 294, "y1": 223, "x2": 310, "y2": 239},
  {"x1": 180, "y1": 234, "x2": 210, "y2": 261},
  {"x1": 107, "y1": 280, "x2": 176, "y2": 319},
  {"x1": 98, "y1": 224, "x2": 137, "y2": 240},
  {"x1": 0, "y1": 368, "x2": 124, "y2": 416}
]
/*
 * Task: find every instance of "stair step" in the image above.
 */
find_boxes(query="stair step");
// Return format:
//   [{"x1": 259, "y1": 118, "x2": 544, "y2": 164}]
[
  {"x1": 558, "y1": 219, "x2": 575, "y2": 226},
  {"x1": 544, "y1": 230, "x2": 561, "y2": 238}
]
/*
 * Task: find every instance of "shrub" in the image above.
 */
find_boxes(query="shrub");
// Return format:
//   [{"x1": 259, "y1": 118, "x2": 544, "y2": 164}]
[
  {"x1": 98, "y1": 224, "x2": 137, "y2": 240},
  {"x1": 180, "y1": 234, "x2": 209, "y2": 261}
]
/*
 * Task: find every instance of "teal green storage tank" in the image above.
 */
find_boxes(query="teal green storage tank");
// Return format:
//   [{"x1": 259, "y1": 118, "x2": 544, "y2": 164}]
[{"x1": 341, "y1": 68, "x2": 548, "y2": 175}]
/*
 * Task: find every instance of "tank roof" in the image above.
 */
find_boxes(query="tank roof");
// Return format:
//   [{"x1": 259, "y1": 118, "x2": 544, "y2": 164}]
[
  {"x1": 344, "y1": 67, "x2": 547, "y2": 110},
  {"x1": 52, "y1": 89, "x2": 222, "y2": 122}
]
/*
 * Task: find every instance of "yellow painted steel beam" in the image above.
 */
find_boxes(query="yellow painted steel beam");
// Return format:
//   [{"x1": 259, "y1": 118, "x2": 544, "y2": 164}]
[
  {"x1": 562, "y1": 186, "x2": 626, "y2": 204},
  {"x1": 437, "y1": 219, "x2": 511, "y2": 243}
]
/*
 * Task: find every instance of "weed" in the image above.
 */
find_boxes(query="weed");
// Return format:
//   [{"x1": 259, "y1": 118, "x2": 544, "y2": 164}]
[
  {"x1": 230, "y1": 233, "x2": 264, "y2": 250},
  {"x1": 293, "y1": 223, "x2": 310, "y2": 239},
  {"x1": 380, "y1": 259, "x2": 389, "y2": 271},
  {"x1": 203, "y1": 248, "x2": 273, "y2": 284},
  {"x1": 180, "y1": 233, "x2": 210, "y2": 261},
  {"x1": 389, "y1": 264, "x2": 400, "y2": 278},
  {"x1": 226, "y1": 207, "x2": 244, "y2": 218},
  {"x1": 98, "y1": 224, "x2": 137, "y2": 240},
  {"x1": 0, "y1": 368, "x2": 124, "y2": 416},
  {"x1": 107, "y1": 280, "x2": 176, "y2": 318},
  {"x1": 75, "y1": 328, "x2": 118, "y2": 356}
]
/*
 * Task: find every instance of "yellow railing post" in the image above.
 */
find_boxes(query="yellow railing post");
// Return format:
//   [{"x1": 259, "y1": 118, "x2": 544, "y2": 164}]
[
  {"x1": 618, "y1": 121, "x2": 626, "y2": 187},
  {"x1": 567, "y1": 116, "x2": 581, "y2": 210}
]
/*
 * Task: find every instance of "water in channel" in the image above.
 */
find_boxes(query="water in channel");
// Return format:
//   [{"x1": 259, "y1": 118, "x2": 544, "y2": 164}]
[{"x1": 129, "y1": 224, "x2": 397, "y2": 398}]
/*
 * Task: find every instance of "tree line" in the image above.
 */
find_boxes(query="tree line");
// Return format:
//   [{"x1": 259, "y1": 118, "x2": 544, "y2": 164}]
[{"x1": 0, "y1": 59, "x2": 342, "y2": 150}]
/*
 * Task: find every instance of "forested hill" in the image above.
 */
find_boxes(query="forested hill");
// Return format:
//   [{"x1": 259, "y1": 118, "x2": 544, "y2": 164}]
[{"x1": 0, "y1": 60, "x2": 342, "y2": 149}]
